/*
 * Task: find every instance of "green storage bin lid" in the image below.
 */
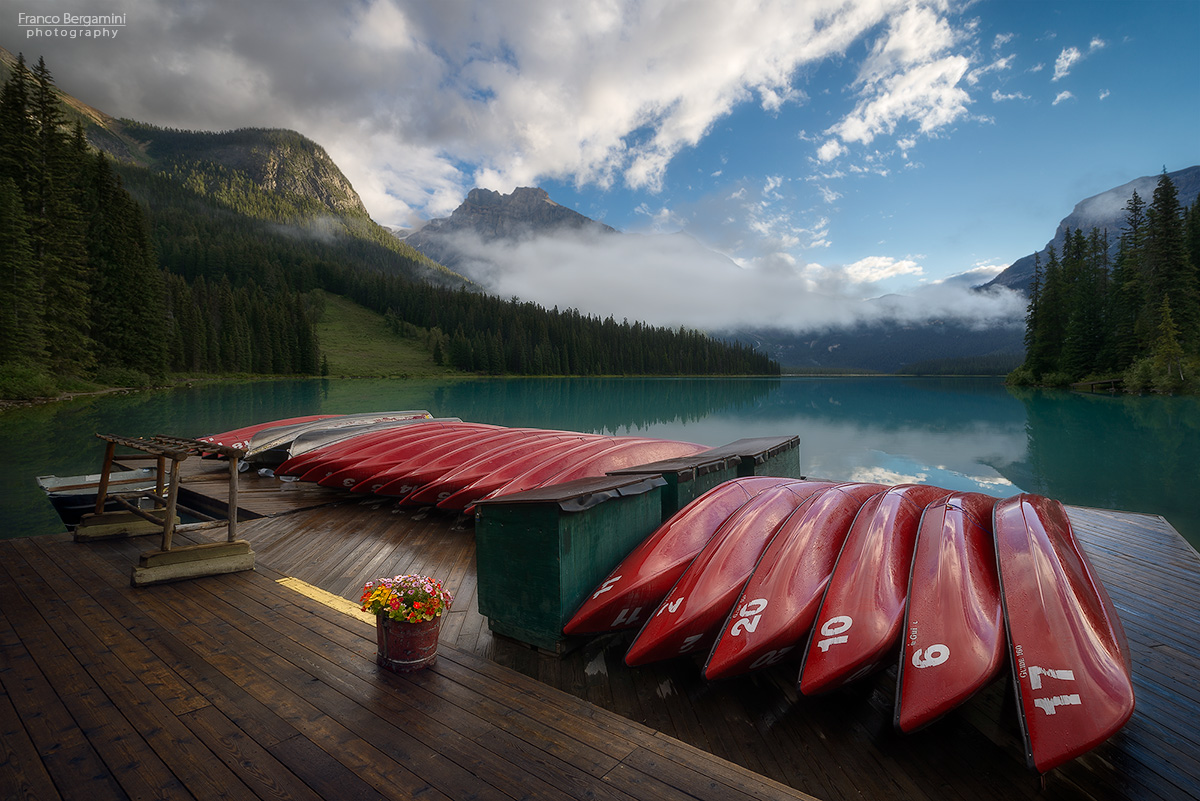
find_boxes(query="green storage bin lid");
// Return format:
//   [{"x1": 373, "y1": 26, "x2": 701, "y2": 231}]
[{"x1": 475, "y1": 473, "x2": 666, "y2": 513}]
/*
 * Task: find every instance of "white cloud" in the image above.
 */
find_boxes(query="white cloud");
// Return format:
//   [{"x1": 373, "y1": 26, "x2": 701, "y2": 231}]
[
  {"x1": 1089, "y1": 37, "x2": 1107, "y2": 51},
  {"x1": 1099, "y1": 89, "x2": 1111, "y2": 100},
  {"x1": 991, "y1": 89, "x2": 1029, "y2": 102},
  {"x1": 843, "y1": 256, "x2": 924, "y2": 283},
  {"x1": 1053, "y1": 90, "x2": 1075, "y2": 106},
  {"x1": 1053, "y1": 46, "x2": 1082, "y2": 81},
  {"x1": 441, "y1": 226, "x2": 1024, "y2": 333}
]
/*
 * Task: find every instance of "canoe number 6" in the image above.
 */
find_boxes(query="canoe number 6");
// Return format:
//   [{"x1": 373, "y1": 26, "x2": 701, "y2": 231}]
[
  {"x1": 730, "y1": 598, "x2": 768, "y2": 636},
  {"x1": 911, "y1": 643, "x2": 950, "y2": 669},
  {"x1": 815, "y1": 615, "x2": 853, "y2": 652}
]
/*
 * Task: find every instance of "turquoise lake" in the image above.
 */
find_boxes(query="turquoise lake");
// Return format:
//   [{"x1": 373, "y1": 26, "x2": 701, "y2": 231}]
[{"x1": 3, "y1": 376, "x2": 1196, "y2": 552}]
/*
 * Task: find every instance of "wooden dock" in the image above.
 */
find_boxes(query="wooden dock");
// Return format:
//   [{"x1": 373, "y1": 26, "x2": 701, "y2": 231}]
[{"x1": 3, "y1": 460, "x2": 1198, "y2": 800}]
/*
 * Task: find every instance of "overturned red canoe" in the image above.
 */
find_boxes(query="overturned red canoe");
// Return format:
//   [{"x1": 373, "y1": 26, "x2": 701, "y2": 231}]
[
  {"x1": 244, "y1": 411, "x2": 432, "y2": 468},
  {"x1": 288, "y1": 422, "x2": 490, "y2": 482},
  {"x1": 387, "y1": 434, "x2": 602, "y2": 502},
  {"x1": 704, "y1": 482, "x2": 886, "y2": 680},
  {"x1": 564, "y1": 476, "x2": 806, "y2": 636},
  {"x1": 624, "y1": 481, "x2": 836, "y2": 667},
  {"x1": 198, "y1": 414, "x2": 341, "y2": 452},
  {"x1": 315, "y1": 424, "x2": 500, "y2": 490},
  {"x1": 458, "y1": 437, "x2": 662, "y2": 511},
  {"x1": 275, "y1": 419, "x2": 463, "y2": 477},
  {"x1": 993, "y1": 494, "x2": 1135, "y2": 773},
  {"x1": 895, "y1": 491, "x2": 1004, "y2": 733},
  {"x1": 439, "y1": 437, "x2": 709, "y2": 512},
  {"x1": 799, "y1": 483, "x2": 953, "y2": 695}
]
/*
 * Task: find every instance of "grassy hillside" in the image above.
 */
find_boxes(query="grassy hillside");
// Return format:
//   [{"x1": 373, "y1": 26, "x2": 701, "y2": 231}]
[{"x1": 316, "y1": 293, "x2": 459, "y2": 378}]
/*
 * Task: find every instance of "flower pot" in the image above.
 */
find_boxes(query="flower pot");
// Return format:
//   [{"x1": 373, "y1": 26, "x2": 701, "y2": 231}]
[{"x1": 376, "y1": 614, "x2": 442, "y2": 674}]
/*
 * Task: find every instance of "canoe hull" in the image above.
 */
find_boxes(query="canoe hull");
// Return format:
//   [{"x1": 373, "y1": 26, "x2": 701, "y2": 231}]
[
  {"x1": 895, "y1": 491, "x2": 1004, "y2": 733},
  {"x1": 564, "y1": 477, "x2": 805, "y2": 636},
  {"x1": 799, "y1": 484, "x2": 952, "y2": 695},
  {"x1": 624, "y1": 481, "x2": 837, "y2": 667},
  {"x1": 703, "y1": 482, "x2": 886, "y2": 680},
  {"x1": 993, "y1": 494, "x2": 1135, "y2": 773}
]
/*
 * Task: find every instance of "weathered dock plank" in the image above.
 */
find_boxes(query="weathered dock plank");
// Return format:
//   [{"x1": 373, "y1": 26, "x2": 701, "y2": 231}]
[{"x1": 7, "y1": 459, "x2": 1199, "y2": 801}]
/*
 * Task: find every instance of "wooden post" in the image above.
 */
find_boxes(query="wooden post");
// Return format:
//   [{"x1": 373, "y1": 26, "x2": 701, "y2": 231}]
[
  {"x1": 160, "y1": 458, "x2": 182, "y2": 552},
  {"x1": 94, "y1": 441, "x2": 116, "y2": 515},
  {"x1": 227, "y1": 453, "x2": 239, "y2": 542}
]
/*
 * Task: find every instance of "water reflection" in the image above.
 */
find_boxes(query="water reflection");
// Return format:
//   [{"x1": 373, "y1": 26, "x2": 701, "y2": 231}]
[{"x1": 3, "y1": 377, "x2": 1195, "y2": 551}]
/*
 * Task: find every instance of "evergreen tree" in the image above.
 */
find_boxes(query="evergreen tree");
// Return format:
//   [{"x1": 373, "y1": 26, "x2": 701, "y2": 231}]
[
  {"x1": 0, "y1": 176, "x2": 41, "y2": 362},
  {"x1": 1141, "y1": 170, "x2": 1200, "y2": 351}
]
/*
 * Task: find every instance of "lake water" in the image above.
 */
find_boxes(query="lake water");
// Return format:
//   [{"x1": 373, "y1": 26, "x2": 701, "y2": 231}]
[{"x1": 3, "y1": 376, "x2": 1196, "y2": 552}]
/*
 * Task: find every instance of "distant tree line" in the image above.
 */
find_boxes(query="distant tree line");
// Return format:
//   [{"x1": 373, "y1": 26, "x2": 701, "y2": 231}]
[
  {"x1": 1011, "y1": 171, "x2": 1200, "y2": 393},
  {"x1": 1, "y1": 54, "x2": 776, "y2": 396},
  {"x1": 0, "y1": 55, "x2": 320, "y2": 392}
]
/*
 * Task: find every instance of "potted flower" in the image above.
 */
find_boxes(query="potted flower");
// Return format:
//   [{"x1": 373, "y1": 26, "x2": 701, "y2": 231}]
[{"x1": 360, "y1": 574, "x2": 454, "y2": 673}]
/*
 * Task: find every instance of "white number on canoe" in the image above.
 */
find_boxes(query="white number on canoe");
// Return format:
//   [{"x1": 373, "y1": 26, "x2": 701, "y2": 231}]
[
  {"x1": 911, "y1": 643, "x2": 950, "y2": 669},
  {"x1": 729, "y1": 598, "x2": 768, "y2": 637},
  {"x1": 612, "y1": 606, "x2": 643, "y2": 627},
  {"x1": 1027, "y1": 665, "x2": 1080, "y2": 715},
  {"x1": 749, "y1": 646, "x2": 794, "y2": 669},
  {"x1": 657, "y1": 597, "x2": 683, "y2": 616},
  {"x1": 592, "y1": 576, "x2": 621, "y2": 599},
  {"x1": 815, "y1": 615, "x2": 853, "y2": 652},
  {"x1": 679, "y1": 633, "x2": 704, "y2": 653}
]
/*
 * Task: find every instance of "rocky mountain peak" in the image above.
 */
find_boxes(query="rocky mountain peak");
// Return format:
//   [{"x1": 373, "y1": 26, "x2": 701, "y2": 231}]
[{"x1": 405, "y1": 186, "x2": 615, "y2": 270}]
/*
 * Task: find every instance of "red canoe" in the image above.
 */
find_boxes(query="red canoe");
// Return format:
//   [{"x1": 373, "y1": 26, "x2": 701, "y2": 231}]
[
  {"x1": 439, "y1": 438, "x2": 709, "y2": 512},
  {"x1": 275, "y1": 420, "x2": 464, "y2": 477},
  {"x1": 286, "y1": 422, "x2": 490, "y2": 481},
  {"x1": 624, "y1": 481, "x2": 836, "y2": 667},
  {"x1": 703, "y1": 482, "x2": 886, "y2": 680},
  {"x1": 386, "y1": 435, "x2": 601, "y2": 502},
  {"x1": 456, "y1": 437, "x2": 661, "y2": 512},
  {"x1": 895, "y1": 491, "x2": 1004, "y2": 733},
  {"x1": 993, "y1": 494, "x2": 1135, "y2": 773},
  {"x1": 564, "y1": 476, "x2": 807, "y2": 636},
  {"x1": 799, "y1": 483, "x2": 953, "y2": 695},
  {"x1": 316, "y1": 424, "x2": 501, "y2": 490},
  {"x1": 198, "y1": 414, "x2": 342, "y2": 452}
]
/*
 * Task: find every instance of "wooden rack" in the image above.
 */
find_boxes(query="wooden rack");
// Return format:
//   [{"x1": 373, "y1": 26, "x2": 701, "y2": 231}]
[{"x1": 78, "y1": 433, "x2": 256, "y2": 586}]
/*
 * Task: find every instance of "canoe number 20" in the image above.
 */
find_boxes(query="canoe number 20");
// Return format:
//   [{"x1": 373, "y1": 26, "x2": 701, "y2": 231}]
[{"x1": 730, "y1": 598, "x2": 769, "y2": 636}]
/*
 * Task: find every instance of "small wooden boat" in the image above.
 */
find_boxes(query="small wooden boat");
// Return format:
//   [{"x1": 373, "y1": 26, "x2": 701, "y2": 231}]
[
  {"x1": 895, "y1": 492, "x2": 1004, "y2": 734},
  {"x1": 198, "y1": 414, "x2": 341, "y2": 452},
  {"x1": 703, "y1": 482, "x2": 886, "y2": 680},
  {"x1": 799, "y1": 483, "x2": 953, "y2": 695},
  {"x1": 993, "y1": 494, "x2": 1135, "y2": 773},
  {"x1": 244, "y1": 411, "x2": 432, "y2": 467},
  {"x1": 564, "y1": 477, "x2": 807, "y2": 636},
  {"x1": 624, "y1": 481, "x2": 836, "y2": 667},
  {"x1": 441, "y1": 438, "x2": 709, "y2": 512},
  {"x1": 37, "y1": 468, "x2": 160, "y2": 526}
]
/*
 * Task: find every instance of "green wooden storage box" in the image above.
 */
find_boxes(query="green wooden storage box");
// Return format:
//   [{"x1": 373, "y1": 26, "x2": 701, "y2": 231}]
[
  {"x1": 608, "y1": 452, "x2": 739, "y2": 519},
  {"x1": 609, "y1": 435, "x2": 801, "y2": 518},
  {"x1": 473, "y1": 473, "x2": 667, "y2": 653}
]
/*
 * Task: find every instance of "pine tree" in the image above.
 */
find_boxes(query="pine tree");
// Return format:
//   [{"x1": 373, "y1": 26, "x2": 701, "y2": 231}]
[
  {"x1": 1141, "y1": 171, "x2": 1200, "y2": 351},
  {"x1": 0, "y1": 176, "x2": 41, "y2": 362}
]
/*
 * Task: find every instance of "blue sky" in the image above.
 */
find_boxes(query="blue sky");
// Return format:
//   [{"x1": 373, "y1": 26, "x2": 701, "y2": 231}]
[{"x1": 2, "y1": 0, "x2": 1197, "y2": 330}]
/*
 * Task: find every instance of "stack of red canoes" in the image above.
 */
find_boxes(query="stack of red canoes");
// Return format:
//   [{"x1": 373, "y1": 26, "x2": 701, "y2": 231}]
[
  {"x1": 567, "y1": 478, "x2": 1135, "y2": 774},
  {"x1": 198, "y1": 415, "x2": 707, "y2": 513}
]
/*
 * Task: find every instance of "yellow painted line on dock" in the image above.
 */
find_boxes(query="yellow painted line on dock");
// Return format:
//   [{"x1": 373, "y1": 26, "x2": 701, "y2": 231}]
[{"x1": 276, "y1": 576, "x2": 376, "y2": 625}]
